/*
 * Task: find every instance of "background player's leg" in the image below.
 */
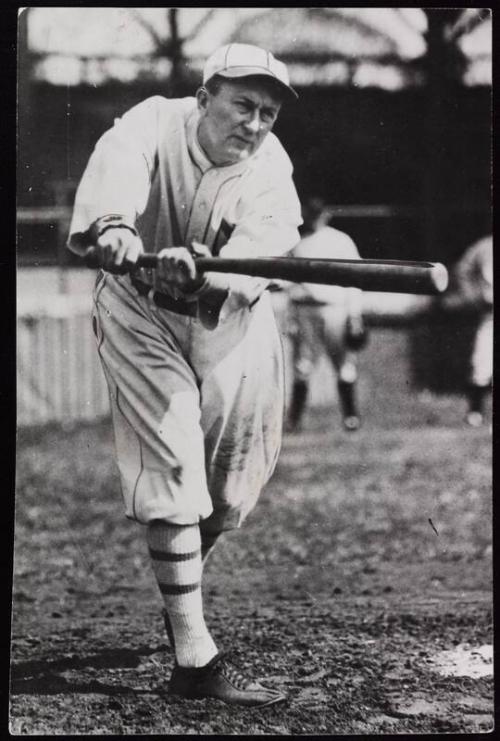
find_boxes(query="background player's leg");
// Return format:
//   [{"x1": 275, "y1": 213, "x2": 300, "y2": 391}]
[
  {"x1": 337, "y1": 376, "x2": 360, "y2": 431},
  {"x1": 466, "y1": 315, "x2": 493, "y2": 426},
  {"x1": 147, "y1": 520, "x2": 218, "y2": 668},
  {"x1": 323, "y1": 306, "x2": 361, "y2": 431},
  {"x1": 465, "y1": 382, "x2": 490, "y2": 426},
  {"x1": 286, "y1": 306, "x2": 319, "y2": 431},
  {"x1": 288, "y1": 378, "x2": 309, "y2": 431}
]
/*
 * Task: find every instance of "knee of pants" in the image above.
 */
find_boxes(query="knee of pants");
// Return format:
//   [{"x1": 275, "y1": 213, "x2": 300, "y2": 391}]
[
  {"x1": 122, "y1": 465, "x2": 213, "y2": 526},
  {"x1": 294, "y1": 357, "x2": 314, "y2": 381},
  {"x1": 470, "y1": 354, "x2": 492, "y2": 388},
  {"x1": 470, "y1": 369, "x2": 492, "y2": 387},
  {"x1": 338, "y1": 361, "x2": 357, "y2": 384}
]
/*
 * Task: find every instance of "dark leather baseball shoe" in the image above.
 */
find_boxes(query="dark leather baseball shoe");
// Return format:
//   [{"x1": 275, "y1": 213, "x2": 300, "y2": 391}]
[
  {"x1": 343, "y1": 414, "x2": 360, "y2": 432},
  {"x1": 169, "y1": 652, "x2": 287, "y2": 707}
]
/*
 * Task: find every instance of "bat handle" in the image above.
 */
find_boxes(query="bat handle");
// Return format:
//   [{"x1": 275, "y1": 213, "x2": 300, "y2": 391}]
[
  {"x1": 83, "y1": 247, "x2": 210, "y2": 271},
  {"x1": 83, "y1": 247, "x2": 101, "y2": 269},
  {"x1": 135, "y1": 253, "x2": 161, "y2": 269},
  {"x1": 84, "y1": 247, "x2": 161, "y2": 270}
]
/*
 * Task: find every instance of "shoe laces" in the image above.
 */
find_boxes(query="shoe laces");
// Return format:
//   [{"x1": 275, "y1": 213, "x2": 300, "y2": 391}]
[{"x1": 213, "y1": 653, "x2": 252, "y2": 691}]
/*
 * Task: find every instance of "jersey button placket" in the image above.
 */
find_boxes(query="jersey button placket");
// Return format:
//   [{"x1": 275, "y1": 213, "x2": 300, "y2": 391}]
[{"x1": 185, "y1": 174, "x2": 212, "y2": 245}]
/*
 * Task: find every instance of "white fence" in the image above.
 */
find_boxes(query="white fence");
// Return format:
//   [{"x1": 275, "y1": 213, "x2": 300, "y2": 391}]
[{"x1": 17, "y1": 297, "x2": 110, "y2": 427}]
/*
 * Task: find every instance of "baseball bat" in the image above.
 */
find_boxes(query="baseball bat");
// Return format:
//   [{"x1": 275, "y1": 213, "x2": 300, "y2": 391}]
[{"x1": 84, "y1": 248, "x2": 448, "y2": 295}]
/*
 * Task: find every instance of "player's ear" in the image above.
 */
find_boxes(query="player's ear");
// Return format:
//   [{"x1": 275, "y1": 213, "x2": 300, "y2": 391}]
[{"x1": 196, "y1": 87, "x2": 209, "y2": 113}]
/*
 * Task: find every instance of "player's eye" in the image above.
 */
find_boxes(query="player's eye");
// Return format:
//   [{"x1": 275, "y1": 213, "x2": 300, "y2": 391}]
[{"x1": 261, "y1": 109, "x2": 277, "y2": 124}]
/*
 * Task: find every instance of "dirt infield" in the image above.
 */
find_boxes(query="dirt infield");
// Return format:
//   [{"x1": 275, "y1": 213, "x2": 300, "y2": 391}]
[{"x1": 11, "y1": 387, "x2": 493, "y2": 734}]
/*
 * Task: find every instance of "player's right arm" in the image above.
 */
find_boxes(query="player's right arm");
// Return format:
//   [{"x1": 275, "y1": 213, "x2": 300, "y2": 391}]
[
  {"x1": 87, "y1": 220, "x2": 144, "y2": 273},
  {"x1": 67, "y1": 97, "x2": 163, "y2": 267}
]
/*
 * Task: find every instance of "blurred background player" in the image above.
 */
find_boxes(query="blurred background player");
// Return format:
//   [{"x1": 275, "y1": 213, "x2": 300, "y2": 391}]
[
  {"x1": 285, "y1": 197, "x2": 368, "y2": 432},
  {"x1": 440, "y1": 233, "x2": 493, "y2": 426}
]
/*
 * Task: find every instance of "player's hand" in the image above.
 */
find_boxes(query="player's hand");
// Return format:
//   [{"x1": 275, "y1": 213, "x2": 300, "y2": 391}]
[
  {"x1": 190, "y1": 241, "x2": 231, "y2": 328},
  {"x1": 156, "y1": 246, "x2": 204, "y2": 293},
  {"x1": 94, "y1": 228, "x2": 143, "y2": 274}
]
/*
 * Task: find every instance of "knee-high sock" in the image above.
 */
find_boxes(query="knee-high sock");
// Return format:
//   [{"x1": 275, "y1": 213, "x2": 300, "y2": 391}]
[
  {"x1": 147, "y1": 521, "x2": 218, "y2": 668},
  {"x1": 288, "y1": 379, "x2": 309, "y2": 428},
  {"x1": 337, "y1": 379, "x2": 359, "y2": 419},
  {"x1": 467, "y1": 383, "x2": 489, "y2": 414}
]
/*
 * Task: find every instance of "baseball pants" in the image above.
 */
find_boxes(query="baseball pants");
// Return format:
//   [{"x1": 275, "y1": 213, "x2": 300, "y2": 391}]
[
  {"x1": 470, "y1": 312, "x2": 493, "y2": 387},
  {"x1": 92, "y1": 272, "x2": 285, "y2": 533},
  {"x1": 290, "y1": 303, "x2": 357, "y2": 383}
]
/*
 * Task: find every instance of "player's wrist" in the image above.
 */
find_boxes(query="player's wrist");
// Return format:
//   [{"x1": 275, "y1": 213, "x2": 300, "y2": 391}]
[{"x1": 88, "y1": 215, "x2": 138, "y2": 244}]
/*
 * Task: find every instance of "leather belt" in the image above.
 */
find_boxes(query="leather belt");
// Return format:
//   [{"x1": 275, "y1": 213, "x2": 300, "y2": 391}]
[{"x1": 130, "y1": 276, "x2": 198, "y2": 317}]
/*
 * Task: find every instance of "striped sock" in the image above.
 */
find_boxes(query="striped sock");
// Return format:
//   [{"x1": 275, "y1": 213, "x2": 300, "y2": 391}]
[{"x1": 147, "y1": 521, "x2": 218, "y2": 668}]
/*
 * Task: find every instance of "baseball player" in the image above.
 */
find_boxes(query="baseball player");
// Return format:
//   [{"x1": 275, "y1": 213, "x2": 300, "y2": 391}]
[
  {"x1": 67, "y1": 43, "x2": 302, "y2": 707},
  {"x1": 441, "y1": 233, "x2": 493, "y2": 426},
  {"x1": 285, "y1": 198, "x2": 367, "y2": 432}
]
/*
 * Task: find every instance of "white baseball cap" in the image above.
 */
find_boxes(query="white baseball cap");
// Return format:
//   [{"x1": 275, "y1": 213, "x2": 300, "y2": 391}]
[{"x1": 203, "y1": 43, "x2": 298, "y2": 101}]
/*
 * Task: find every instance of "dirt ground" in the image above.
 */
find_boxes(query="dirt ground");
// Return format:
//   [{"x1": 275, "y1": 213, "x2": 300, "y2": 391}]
[{"x1": 11, "y1": 373, "x2": 493, "y2": 735}]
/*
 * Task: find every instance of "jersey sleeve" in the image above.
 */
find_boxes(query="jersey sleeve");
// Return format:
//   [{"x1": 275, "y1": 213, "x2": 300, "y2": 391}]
[{"x1": 67, "y1": 97, "x2": 162, "y2": 254}]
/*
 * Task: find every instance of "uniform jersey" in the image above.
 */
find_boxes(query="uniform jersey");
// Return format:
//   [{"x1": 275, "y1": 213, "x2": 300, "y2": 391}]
[
  {"x1": 69, "y1": 95, "x2": 301, "y2": 315},
  {"x1": 68, "y1": 95, "x2": 302, "y2": 532},
  {"x1": 454, "y1": 235, "x2": 493, "y2": 387}
]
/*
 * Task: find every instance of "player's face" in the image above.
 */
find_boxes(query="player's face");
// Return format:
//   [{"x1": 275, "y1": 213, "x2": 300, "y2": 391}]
[{"x1": 197, "y1": 78, "x2": 282, "y2": 166}]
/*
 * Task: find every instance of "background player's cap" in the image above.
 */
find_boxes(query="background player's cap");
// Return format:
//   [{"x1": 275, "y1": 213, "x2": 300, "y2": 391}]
[{"x1": 203, "y1": 43, "x2": 298, "y2": 101}]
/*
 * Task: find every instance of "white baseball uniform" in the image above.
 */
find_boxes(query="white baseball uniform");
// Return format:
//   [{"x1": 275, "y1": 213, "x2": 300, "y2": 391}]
[
  {"x1": 454, "y1": 235, "x2": 493, "y2": 387},
  {"x1": 68, "y1": 96, "x2": 302, "y2": 532},
  {"x1": 287, "y1": 226, "x2": 363, "y2": 383}
]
